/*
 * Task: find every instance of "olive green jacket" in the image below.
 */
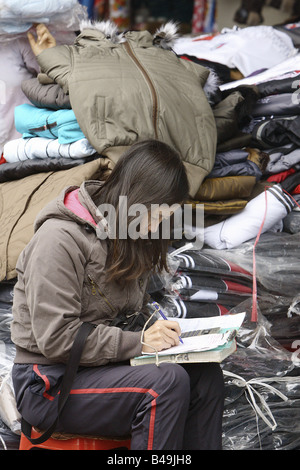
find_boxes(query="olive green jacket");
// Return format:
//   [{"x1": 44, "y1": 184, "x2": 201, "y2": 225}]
[{"x1": 36, "y1": 26, "x2": 217, "y2": 197}]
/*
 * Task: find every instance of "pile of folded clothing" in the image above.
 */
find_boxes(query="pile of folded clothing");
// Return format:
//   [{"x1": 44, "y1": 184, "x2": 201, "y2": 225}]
[
  {"x1": 1, "y1": 14, "x2": 300, "y2": 450},
  {"x1": 0, "y1": 82, "x2": 101, "y2": 183},
  {"x1": 148, "y1": 248, "x2": 254, "y2": 318},
  {"x1": 213, "y1": 230, "x2": 300, "y2": 353},
  {"x1": 221, "y1": 297, "x2": 300, "y2": 450},
  {"x1": 175, "y1": 24, "x2": 300, "y2": 227}
]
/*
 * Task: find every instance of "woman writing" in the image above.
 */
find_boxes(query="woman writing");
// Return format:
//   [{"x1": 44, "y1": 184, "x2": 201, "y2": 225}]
[{"x1": 11, "y1": 139, "x2": 224, "y2": 450}]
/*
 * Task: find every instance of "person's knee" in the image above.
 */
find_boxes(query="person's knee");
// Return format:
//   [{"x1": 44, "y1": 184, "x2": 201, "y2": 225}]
[
  {"x1": 159, "y1": 364, "x2": 191, "y2": 401},
  {"x1": 185, "y1": 363, "x2": 225, "y2": 402},
  {"x1": 206, "y1": 364, "x2": 225, "y2": 401}
]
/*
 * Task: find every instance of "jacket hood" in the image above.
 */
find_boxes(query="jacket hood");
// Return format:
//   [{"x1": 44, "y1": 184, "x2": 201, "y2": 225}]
[
  {"x1": 76, "y1": 20, "x2": 217, "y2": 99},
  {"x1": 34, "y1": 181, "x2": 108, "y2": 238},
  {"x1": 77, "y1": 19, "x2": 179, "y2": 49}
]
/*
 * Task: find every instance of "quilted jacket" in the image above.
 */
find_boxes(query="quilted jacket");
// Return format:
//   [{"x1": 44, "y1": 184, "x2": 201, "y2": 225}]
[
  {"x1": 36, "y1": 22, "x2": 217, "y2": 197},
  {"x1": 11, "y1": 180, "x2": 150, "y2": 366}
]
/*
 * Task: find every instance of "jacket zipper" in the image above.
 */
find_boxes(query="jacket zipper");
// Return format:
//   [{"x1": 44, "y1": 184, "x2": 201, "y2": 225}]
[
  {"x1": 123, "y1": 41, "x2": 158, "y2": 139},
  {"x1": 87, "y1": 274, "x2": 116, "y2": 312}
]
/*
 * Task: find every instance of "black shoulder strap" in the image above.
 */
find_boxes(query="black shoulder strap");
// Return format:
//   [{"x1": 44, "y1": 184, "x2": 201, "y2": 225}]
[{"x1": 21, "y1": 322, "x2": 96, "y2": 445}]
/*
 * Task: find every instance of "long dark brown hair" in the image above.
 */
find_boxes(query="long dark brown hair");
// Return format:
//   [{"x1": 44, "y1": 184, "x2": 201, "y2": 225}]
[{"x1": 94, "y1": 139, "x2": 190, "y2": 283}]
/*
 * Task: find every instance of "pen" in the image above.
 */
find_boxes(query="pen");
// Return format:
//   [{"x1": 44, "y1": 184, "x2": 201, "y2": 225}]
[{"x1": 151, "y1": 301, "x2": 184, "y2": 344}]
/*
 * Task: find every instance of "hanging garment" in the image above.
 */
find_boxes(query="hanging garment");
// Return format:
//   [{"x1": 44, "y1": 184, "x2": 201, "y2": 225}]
[
  {"x1": 191, "y1": 0, "x2": 217, "y2": 34},
  {"x1": 14, "y1": 104, "x2": 86, "y2": 144},
  {"x1": 3, "y1": 137, "x2": 96, "y2": 162},
  {"x1": 108, "y1": 0, "x2": 130, "y2": 30},
  {"x1": 204, "y1": 184, "x2": 295, "y2": 250}
]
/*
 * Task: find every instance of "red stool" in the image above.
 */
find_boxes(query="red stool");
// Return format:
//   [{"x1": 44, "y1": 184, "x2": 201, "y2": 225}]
[{"x1": 19, "y1": 428, "x2": 131, "y2": 450}]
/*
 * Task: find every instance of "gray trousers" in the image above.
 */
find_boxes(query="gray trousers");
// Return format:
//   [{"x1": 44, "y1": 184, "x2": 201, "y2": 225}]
[{"x1": 12, "y1": 361, "x2": 224, "y2": 450}]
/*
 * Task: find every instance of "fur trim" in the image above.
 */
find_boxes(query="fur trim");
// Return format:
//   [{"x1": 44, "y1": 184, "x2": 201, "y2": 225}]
[
  {"x1": 153, "y1": 21, "x2": 180, "y2": 49},
  {"x1": 79, "y1": 19, "x2": 179, "y2": 49},
  {"x1": 203, "y1": 70, "x2": 221, "y2": 104},
  {"x1": 79, "y1": 19, "x2": 124, "y2": 43}
]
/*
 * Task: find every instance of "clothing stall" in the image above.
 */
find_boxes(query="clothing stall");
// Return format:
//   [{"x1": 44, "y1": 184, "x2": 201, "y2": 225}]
[{"x1": 0, "y1": 0, "x2": 299, "y2": 451}]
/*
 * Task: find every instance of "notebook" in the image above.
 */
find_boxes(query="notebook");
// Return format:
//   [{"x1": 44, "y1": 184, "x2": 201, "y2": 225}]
[{"x1": 130, "y1": 311, "x2": 245, "y2": 366}]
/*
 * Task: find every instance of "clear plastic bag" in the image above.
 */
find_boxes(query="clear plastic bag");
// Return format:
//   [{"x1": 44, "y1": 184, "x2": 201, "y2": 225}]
[
  {"x1": 287, "y1": 295, "x2": 300, "y2": 318},
  {"x1": 214, "y1": 231, "x2": 300, "y2": 297},
  {"x1": 0, "y1": 280, "x2": 14, "y2": 342},
  {"x1": 0, "y1": 2, "x2": 87, "y2": 38},
  {"x1": 0, "y1": 367, "x2": 21, "y2": 435},
  {"x1": 0, "y1": 280, "x2": 21, "y2": 435},
  {"x1": 151, "y1": 245, "x2": 300, "y2": 449},
  {"x1": 221, "y1": 298, "x2": 300, "y2": 450},
  {"x1": 0, "y1": 339, "x2": 21, "y2": 435},
  {"x1": 0, "y1": 418, "x2": 20, "y2": 450}
]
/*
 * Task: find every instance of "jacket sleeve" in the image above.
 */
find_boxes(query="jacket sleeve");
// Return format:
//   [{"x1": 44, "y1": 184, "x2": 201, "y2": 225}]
[
  {"x1": 21, "y1": 78, "x2": 71, "y2": 110},
  {"x1": 22, "y1": 220, "x2": 143, "y2": 366},
  {"x1": 36, "y1": 45, "x2": 73, "y2": 94}
]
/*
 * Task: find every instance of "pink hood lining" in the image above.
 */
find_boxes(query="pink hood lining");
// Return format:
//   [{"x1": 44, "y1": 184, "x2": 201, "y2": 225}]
[{"x1": 64, "y1": 188, "x2": 97, "y2": 227}]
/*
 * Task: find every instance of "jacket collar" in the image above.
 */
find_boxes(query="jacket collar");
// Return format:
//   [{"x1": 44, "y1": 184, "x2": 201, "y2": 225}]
[
  {"x1": 33, "y1": 180, "x2": 109, "y2": 239},
  {"x1": 77, "y1": 180, "x2": 110, "y2": 238}
]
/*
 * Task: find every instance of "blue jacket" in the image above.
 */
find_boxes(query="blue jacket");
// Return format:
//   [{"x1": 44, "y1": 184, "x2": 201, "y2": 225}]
[{"x1": 14, "y1": 104, "x2": 85, "y2": 144}]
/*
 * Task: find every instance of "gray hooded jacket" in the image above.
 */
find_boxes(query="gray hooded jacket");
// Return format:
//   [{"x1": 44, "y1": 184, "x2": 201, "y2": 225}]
[{"x1": 11, "y1": 180, "x2": 150, "y2": 366}]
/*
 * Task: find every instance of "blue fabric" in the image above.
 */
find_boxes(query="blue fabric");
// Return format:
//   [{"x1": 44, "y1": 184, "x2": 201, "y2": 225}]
[
  {"x1": 78, "y1": 0, "x2": 95, "y2": 19},
  {"x1": 209, "y1": 149, "x2": 263, "y2": 180},
  {"x1": 15, "y1": 104, "x2": 85, "y2": 144}
]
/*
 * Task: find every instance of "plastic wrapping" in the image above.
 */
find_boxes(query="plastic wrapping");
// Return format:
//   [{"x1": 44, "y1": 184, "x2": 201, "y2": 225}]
[
  {"x1": 221, "y1": 298, "x2": 300, "y2": 450},
  {"x1": 287, "y1": 295, "x2": 300, "y2": 318},
  {"x1": 0, "y1": 339, "x2": 21, "y2": 436},
  {"x1": 208, "y1": 231, "x2": 300, "y2": 297},
  {"x1": 0, "y1": 280, "x2": 15, "y2": 342},
  {"x1": 222, "y1": 398, "x2": 300, "y2": 450},
  {"x1": 149, "y1": 247, "x2": 254, "y2": 318},
  {"x1": 154, "y1": 245, "x2": 300, "y2": 450},
  {"x1": 0, "y1": 279, "x2": 21, "y2": 440},
  {"x1": 0, "y1": 418, "x2": 20, "y2": 450},
  {"x1": 1, "y1": 243, "x2": 299, "y2": 449},
  {"x1": 0, "y1": 1, "x2": 87, "y2": 41},
  {"x1": 0, "y1": 367, "x2": 21, "y2": 435}
]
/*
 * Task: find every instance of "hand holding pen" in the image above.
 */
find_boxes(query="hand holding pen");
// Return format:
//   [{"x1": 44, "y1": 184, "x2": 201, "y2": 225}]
[
  {"x1": 151, "y1": 301, "x2": 184, "y2": 344},
  {"x1": 141, "y1": 302, "x2": 183, "y2": 354}
]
